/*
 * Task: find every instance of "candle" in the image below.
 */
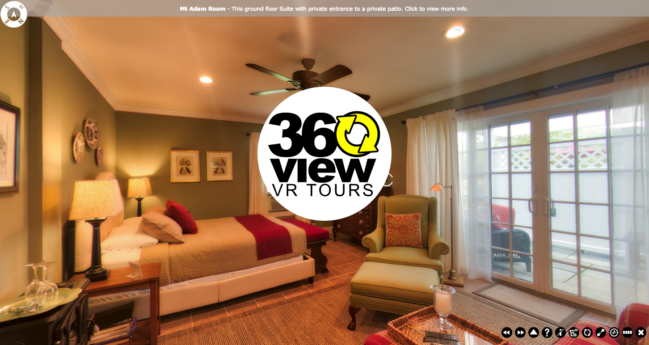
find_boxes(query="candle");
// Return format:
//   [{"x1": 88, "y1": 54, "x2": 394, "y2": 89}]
[{"x1": 435, "y1": 290, "x2": 452, "y2": 316}]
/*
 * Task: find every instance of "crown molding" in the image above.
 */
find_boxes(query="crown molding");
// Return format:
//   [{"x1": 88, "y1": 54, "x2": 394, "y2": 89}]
[
  {"x1": 115, "y1": 104, "x2": 265, "y2": 124},
  {"x1": 43, "y1": 17, "x2": 265, "y2": 124},
  {"x1": 379, "y1": 23, "x2": 649, "y2": 117}
]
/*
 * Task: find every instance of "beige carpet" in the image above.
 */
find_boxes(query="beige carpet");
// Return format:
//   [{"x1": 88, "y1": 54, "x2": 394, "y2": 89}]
[
  {"x1": 161, "y1": 283, "x2": 555, "y2": 345},
  {"x1": 474, "y1": 283, "x2": 586, "y2": 328}
]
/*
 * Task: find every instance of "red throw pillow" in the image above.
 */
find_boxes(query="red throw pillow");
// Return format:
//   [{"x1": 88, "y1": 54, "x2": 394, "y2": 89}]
[
  {"x1": 385, "y1": 213, "x2": 422, "y2": 248},
  {"x1": 166, "y1": 200, "x2": 198, "y2": 234}
]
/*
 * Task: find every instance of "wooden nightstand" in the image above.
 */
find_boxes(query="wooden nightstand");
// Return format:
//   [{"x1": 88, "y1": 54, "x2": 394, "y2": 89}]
[{"x1": 71, "y1": 263, "x2": 161, "y2": 345}]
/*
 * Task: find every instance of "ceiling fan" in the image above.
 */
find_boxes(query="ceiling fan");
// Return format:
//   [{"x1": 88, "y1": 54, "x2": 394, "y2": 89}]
[{"x1": 245, "y1": 58, "x2": 370, "y2": 101}]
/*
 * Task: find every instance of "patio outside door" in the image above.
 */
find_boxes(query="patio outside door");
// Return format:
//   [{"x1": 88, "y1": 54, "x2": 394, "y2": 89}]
[{"x1": 487, "y1": 100, "x2": 615, "y2": 313}]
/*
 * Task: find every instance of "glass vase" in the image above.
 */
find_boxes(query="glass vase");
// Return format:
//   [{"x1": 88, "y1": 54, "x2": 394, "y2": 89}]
[
  {"x1": 431, "y1": 284, "x2": 455, "y2": 331},
  {"x1": 24, "y1": 263, "x2": 43, "y2": 305}
]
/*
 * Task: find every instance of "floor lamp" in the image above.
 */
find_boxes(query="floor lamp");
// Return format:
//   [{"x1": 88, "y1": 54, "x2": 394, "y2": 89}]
[{"x1": 431, "y1": 183, "x2": 465, "y2": 287}]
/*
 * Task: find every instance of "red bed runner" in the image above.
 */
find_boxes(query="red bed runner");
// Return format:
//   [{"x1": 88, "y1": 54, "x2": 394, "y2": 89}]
[
  {"x1": 234, "y1": 214, "x2": 293, "y2": 260},
  {"x1": 281, "y1": 218, "x2": 330, "y2": 242}
]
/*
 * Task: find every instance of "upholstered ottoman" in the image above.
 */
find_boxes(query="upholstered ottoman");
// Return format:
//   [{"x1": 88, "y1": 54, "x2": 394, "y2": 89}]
[{"x1": 348, "y1": 262, "x2": 440, "y2": 330}]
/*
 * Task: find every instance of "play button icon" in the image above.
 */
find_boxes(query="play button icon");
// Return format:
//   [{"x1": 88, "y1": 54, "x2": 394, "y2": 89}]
[{"x1": 529, "y1": 327, "x2": 539, "y2": 338}]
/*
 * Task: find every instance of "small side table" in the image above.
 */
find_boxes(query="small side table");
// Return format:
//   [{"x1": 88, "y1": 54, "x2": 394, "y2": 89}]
[{"x1": 71, "y1": 263, "x2": 161, "y2": 345}]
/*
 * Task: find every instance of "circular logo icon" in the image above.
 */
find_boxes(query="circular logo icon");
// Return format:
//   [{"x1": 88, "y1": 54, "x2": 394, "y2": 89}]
[
  {"x1": 515, "y1": 327, "x2": 526, "y2": 338},
  {"x1": 501, "y1": 327, "x2": 512, "y2": 338},
  {"x1": 258, "y1": 87, "x2": 391, "y2": 221},
  {"x1": 583, "y1": 327, "x2": 593, "y2": 338},
  {"x1": 569, "y1": 327, "x2": 580, "y2": 338},
  {"x1": 542, "y1": 327, "x2": 553, "y2": 338},
  {"x1": 609, "y1": 327, "x2": 620, "y2": 338},
  {"x1": 596, "y1": 327, "x2": 607, "y2": 338},
  {"x1": 1, "y1": 1, "x2": 27, "y2": 28},
  {"x1": 555, "y1": 327, "x2": 566, "y2": 338},
  {"x1": 528, "y1": 327, "x2": 539, "y2": 338}
]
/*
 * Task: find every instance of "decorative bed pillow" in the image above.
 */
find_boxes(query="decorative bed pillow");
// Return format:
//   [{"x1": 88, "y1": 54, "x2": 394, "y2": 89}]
[
  {"x1": 385, "y1": 213, "x2": 422, "y2": 248},
  {"x1": 166, "y1": 200, "x2": 198, "y2": 234},
  {"x1": 144, "y1": 205, "x2": 167, "y2": 216},
  {"x1": 101, "y1": 218, "x2": 158, "y2": 252},
  {"x1": 140, "y1": 212, "x2": 185, "y2": 244}
]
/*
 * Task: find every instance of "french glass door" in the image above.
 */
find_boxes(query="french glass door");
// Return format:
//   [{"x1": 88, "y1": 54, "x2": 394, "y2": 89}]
[{"x1": 487, "y1": 100, "x2": 615, "y2": 312}]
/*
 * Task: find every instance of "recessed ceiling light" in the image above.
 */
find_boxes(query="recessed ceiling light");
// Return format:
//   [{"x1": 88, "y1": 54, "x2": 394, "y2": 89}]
[
  {"x1": 200, "y1": 76, "x2": 212, "y2": 83},
  {"x1": 446, "y1": 27, "x2": 465, "y2": 38}
]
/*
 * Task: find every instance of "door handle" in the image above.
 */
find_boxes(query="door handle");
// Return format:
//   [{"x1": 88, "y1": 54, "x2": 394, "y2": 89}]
[
  {"x1": 542, "y1": 198, "x2": 550, "y2": 216},
  {"x1": 528, "y1": 198, "x2": 538, "y2": 215}
]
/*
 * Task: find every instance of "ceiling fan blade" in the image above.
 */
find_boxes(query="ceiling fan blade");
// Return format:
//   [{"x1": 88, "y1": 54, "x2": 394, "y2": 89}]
[
  {"x1": 353, "y1": 92, "x2": 371, "y2": 101},
  {"x1": 250, "y1": 88, "x2": 298, "y2": 96},
  {"x1": 246, "y1": 64, "x2": 294, "y2": 83},
  {"x1": 311, "y1": 65, "x2": 352, "y2": 86}
]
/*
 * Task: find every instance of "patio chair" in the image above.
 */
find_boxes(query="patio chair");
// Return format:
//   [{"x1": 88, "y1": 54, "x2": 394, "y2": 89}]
[{"x1": 491, "y1": 203, "x2": 532, "y2": 272}]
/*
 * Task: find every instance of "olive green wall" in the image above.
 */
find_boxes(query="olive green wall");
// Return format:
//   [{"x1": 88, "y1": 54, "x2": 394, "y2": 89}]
[
  {"x1": 115, "y1": 112, "x2": 262, "y2": 220},
  {"x1": 0, "y1": 23, "x2": 29, "y2": 303},
  {"x1": 384, "y1": 40, "x2": 649, "y2": 196},
  {"x1": 39, "y1": 21, "x2": 116, "y2": 282}
]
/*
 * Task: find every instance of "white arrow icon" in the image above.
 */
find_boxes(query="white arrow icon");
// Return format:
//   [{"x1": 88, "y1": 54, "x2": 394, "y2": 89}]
[{"x1": 531, "y1": 329, "x2": 538, "y2": 336}]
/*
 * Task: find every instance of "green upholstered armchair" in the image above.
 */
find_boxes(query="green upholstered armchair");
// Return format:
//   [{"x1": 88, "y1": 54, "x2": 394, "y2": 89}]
[{"x1": 361, "y1": 195, "x2": 450, "y2": 281}]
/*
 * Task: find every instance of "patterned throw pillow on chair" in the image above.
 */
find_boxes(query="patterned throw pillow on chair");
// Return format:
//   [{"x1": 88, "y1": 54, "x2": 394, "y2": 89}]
[{"x1": 385, "y1": 213, "x2": 423, "y2": 248}]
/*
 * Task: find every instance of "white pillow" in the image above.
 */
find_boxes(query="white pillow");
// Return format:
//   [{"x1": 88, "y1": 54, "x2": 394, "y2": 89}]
[{"x1": 101, "y1": 218, "x2": 159, "y2": 252}]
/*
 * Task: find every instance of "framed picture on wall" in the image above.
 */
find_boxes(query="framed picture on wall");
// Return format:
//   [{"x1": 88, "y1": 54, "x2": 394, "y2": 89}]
[
  {"x1": 206, "y1": 151, "x2": 232, "y2": 181},
  {"x1": 0, "y1": 101, "x2": 20, "y2": 194},
  {"x1": 170, "y1": 150, "x2": 200, "y2": 183}
]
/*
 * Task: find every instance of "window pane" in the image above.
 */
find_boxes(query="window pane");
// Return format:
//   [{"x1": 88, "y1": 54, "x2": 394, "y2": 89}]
[
  {"x1": 551, "y1": 202, "x2": 577, "y2": 233},
  {"x1": 512, "y1": 173, "x2": 532, "y2": 199},
  {"x1": 580, "y1": 205, "x2": 609, "y2": 237},
  {"x1": 550, "y1": 143, "x2": 575, "y2": 171},
  {"x1": 512, "y1": 200, "x2": 532, "y2": 227},
  {"x1": 492, "y1": 248, "x2": 512, "y2": 276},
  {"x1": 578, "y1": 139, "x2": 608, "y2": 170},
  {"x1": 491, "y1": 125, "x2": 508, "y2": 148},
  {"x1": 491, "y1": 199, "x2": 510, "y2": 228},
  {"x1": 578, "y1": 173, "x2": 608, "y2": 204},
  {"x1": 511, "y1": 146, "x2": 532, "y2": 172},
  {"x1": 549, "y1": 114, "x2": 574, "y2": 143},
  {"x1": 512, "y1": 226, "x2": 533, "y2": 255},
  {"x1": 511, "y1": 121, "x2": 531, "y2": 146},
  {"x1": 491, "y1": 148, "x2": 508, "y2": 172},
  {"x1": 550, "y1": 173, "x2": 576, "y2": 202},
  {"x1": 491, "y1": 174, "x2": 509, "y2": 198},
  {"x1": 553, "y1": 262, "x2": 578, "y2": 295},
  {"x1": 552, "y1": 232, "x2": 577, "y2": 264},
  {"x1": 581, "y1": 269, "x2": 611, "y2": 304},
  {"x1": 580, "y1": 236, "x2": 610, "y2": 271},
  {"x1": 513, "y1": 255, "x2": 533, "y2": 282},
  {"x1": 577, "y1": 109, "x2": 607, "y2": 139}
]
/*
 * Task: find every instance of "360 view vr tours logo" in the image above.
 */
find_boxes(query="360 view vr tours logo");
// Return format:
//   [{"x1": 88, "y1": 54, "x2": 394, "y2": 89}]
[{"x1": 258, "y1": 87, "x2": 392, "y2": 221}]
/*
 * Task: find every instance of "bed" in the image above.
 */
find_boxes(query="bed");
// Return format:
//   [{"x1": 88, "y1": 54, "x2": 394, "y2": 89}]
[{"x1": 72, "y1": 173, "x2": 315, "y2": 319}]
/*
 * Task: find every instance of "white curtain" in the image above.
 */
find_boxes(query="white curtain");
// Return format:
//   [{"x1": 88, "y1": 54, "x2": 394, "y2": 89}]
[
  {"x1": 456, "y1": 106, "x2": 492, "y2": 282},
  {"x1": 406, "y1": 110, "x2": 460, "y2": 271},
  {"x1": 248, "y1": 133, "x2": 268, "y2": 215},
  {"x1": 610, "y1": 66, "x2": 649, "y2": 315}
]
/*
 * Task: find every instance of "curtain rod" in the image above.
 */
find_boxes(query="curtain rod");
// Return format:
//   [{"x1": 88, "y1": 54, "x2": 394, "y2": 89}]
[{"x1": 401, "y1": 62, "x2": 649, "y2": 125}]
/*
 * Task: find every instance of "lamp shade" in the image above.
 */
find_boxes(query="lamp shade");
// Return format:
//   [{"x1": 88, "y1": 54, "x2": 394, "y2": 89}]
[
  {"x1": 69, "y1": 180, "x2": 123, "y2": 220},
  {"x1": 127, "y1": 177, "x2": 152, "y2": 198},
  {"x1": 430, "y1": 183, "x2": 444, "y2": 192}
]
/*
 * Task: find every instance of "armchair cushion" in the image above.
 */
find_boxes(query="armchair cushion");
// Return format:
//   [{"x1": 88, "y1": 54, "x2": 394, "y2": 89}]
[
  {"x1": 365, "y1": 246, "x2": 445, "y2": 279},
  {"x1": 383, "y1": 195, "x2": 434, "y2": 248},
  {"x1": 385, "y1": 213, "x2": 423, "y2": 248}
]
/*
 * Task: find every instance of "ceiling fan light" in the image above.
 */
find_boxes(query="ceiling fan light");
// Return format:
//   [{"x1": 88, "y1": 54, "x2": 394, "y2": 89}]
[
  {"x1": 200, "y1": 76, "x2": 213, "y2": 83},
  {"x1": 446, "y1": 27, "x2": 465, "y2": 38}
]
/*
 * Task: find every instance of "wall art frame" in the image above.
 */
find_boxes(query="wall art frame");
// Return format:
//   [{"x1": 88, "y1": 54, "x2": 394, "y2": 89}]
[
  {"x1": 170, "y1": 150, "x2": 200, "y2": 183},
  {"x1": 0, "y1": 100, "x2": 20, "y2": 195},
  {"x1": 206, "y1": 151, "x2": 233, "y2": 181}
]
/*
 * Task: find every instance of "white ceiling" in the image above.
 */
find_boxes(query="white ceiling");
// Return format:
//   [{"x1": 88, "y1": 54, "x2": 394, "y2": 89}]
[{"x1": 55, "y1": 17, "x2": 649, "y2": 123}]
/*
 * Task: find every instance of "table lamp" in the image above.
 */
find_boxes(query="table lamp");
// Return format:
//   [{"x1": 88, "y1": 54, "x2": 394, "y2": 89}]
[
  {"x1": 431, "y1": 183, "x2": 464, "y2": 287},
  {"x1": 69, "y1": 180, "x2": 122, "y2": 281},
  {"x1": 127, "y1": 177, "x2": 152, "y2": 217}
]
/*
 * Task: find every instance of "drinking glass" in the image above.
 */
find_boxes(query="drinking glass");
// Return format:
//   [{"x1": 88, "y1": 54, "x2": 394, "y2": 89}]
[
  {"x1": 24, "y1": 263, "x2": 43, "y2": 305},
  {"x1": 37, "y1": 261, "x2": 59, "y2": 307},
  {"x1": 431, "y1": 284, "x2": 455, "y2": 330}
]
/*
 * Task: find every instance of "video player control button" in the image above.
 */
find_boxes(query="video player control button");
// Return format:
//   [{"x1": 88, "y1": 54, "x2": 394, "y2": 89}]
[
  {"x1": 623, "y1": 328, "x2": 634, "y2": 338},
  {"x1": 596, "y1": 327, "x2": 607, "y2": 338},
  {"x1": 569, "y1": 327, "x2": 580, "y2": 338},
  {"x1": 502, "y1": 327, "x2": 512, "y2": 338},
  {"x1": 583, "y1": 327, "x2": 593, "y2": 338},
  {"x1": 556, "y1": 327, "x2": 566, "y2": 338},
  {"x1": 529, "y1": 327, "x2": 539, "y2": 338},
  {"x1": 516, "y1": 327, "x2": 526, "y2": 338},
  {"x1": 609, "y1": 327, "x2": 620, "y2": 338},
  {"x1": 542, "y1": 327, "x2": 553, "y2": 338}
]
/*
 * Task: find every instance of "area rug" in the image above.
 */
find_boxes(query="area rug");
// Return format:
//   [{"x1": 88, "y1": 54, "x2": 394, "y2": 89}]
[
  {"x1": 161, "y1": 283, "x2": 554, "y2": 345},
  {"x1": 474, "y1": 283, "x2": 586, "y2": 328}
]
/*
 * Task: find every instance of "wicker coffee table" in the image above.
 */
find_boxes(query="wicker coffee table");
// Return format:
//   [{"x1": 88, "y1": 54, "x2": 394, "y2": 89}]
[{"x1": 387, "y1": 305, "x2": 507, "y2": 345}]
